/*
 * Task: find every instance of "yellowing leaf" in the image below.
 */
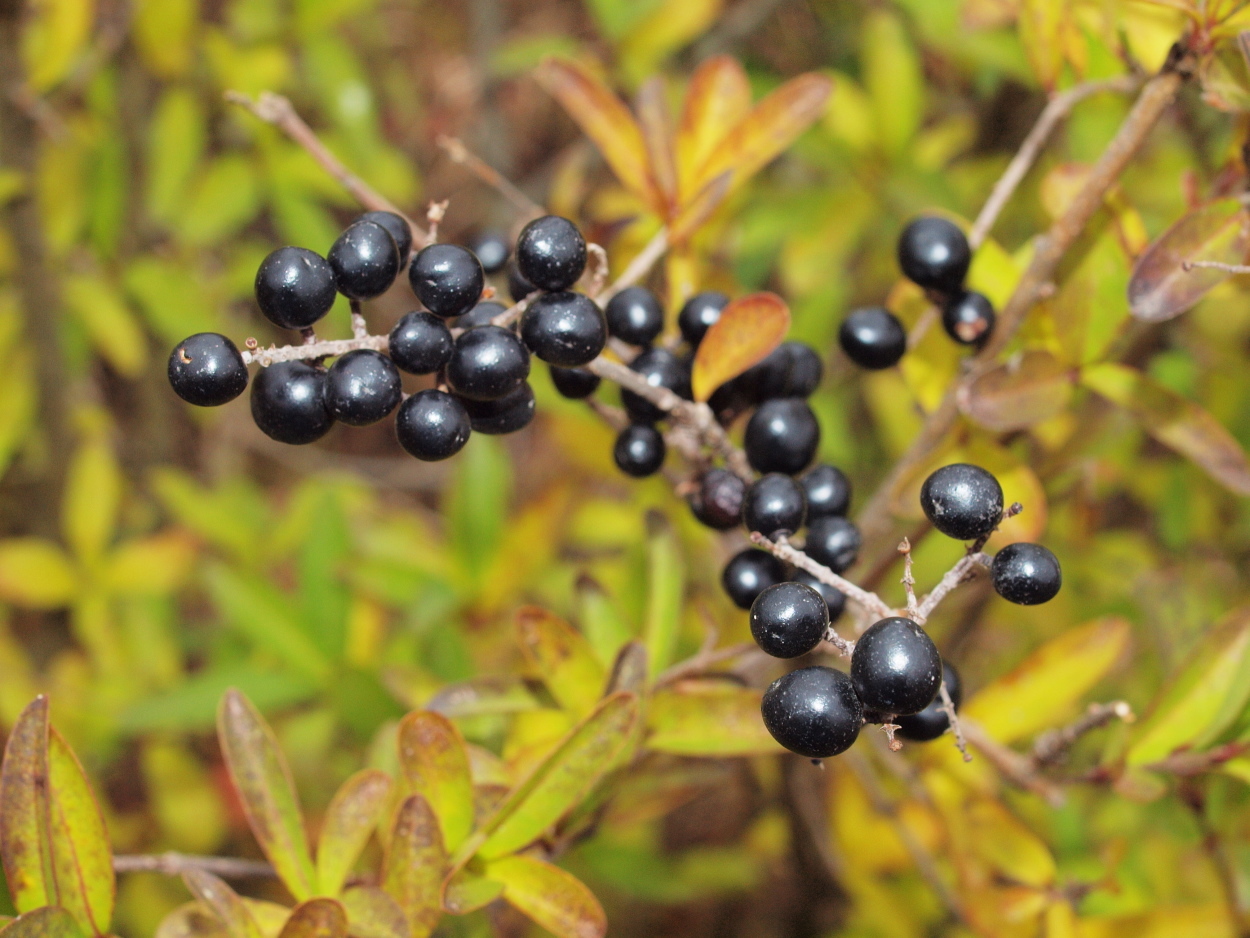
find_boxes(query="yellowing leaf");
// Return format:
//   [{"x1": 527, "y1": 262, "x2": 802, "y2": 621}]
[
  {"x1": 1019, "y1": 0, "x2": 1067, "y2": 90},
  {"x1": 21, "y1": 0, "x2": 95, "y2": 91},
  {"x1": 635, "y1": 78, "x2": 678, "y2": 210},
  {"x1": 316, "y1": 770, "x2": 392, "y2": 898},
  {"x1": 338, "y1": 886, "x2": 407, "y2": 938},
  {"x1": 958, "y1": 350, "x2": 1074, "y2": 433},
  {"x1": 862, "y1": 10, "x2": 922, "y2": 155},
  {"x1": 676, "y1": 57, "x2": 751, "y2": 201},
  {"x1": 46, "y1": 727, "x2": 114, "y2": 935},
  {"x1": 181, "y1": 870, "x2": 263, "y2": 938},
  {"x1": 0, "y1": 697, "x2": 55, "y2": 914},
  {"x1": 397, "y1": 712, "x2": 474, "y2": 853},
  {"x1": 62, "y1": 276, "x2": 146, "y2": 378},
  {"x1": 618, "y1": 0, "x2": 723, "y2": 87},
  {"x1": 382, "y1": 796, "x2": 445, "y2": 938},
  {"x1": 486, "y1": 855, "x2": 606, "y2": 938},
  {"x1": 0, "y1": 907, "x2": 85, "y2": 938},
  {"x1": 103, "y1": 532, "x2": 197, "y2": 596},
  {"x1": 132, "y1": 0, "x2": 198, "y2": 78},
  {"x1": 646, "y1": 682, "x2": 782, "y2": 756},
  {"x1": 964, "y1": 799, "x2": 1056, "y2": 888},
  {"x1": 0, "y1": 539, "x2": 78, "y2": 609},
  {"x1": 276, "y1": 899, "x2": 348, "y2": 938},
  {"x1": 515, "y1": 606, "x2": 606, "y2": 717},
  {"x1": 61, "y1": 440, "x2": 121, "y2": 566},
  {"x1": 441, "y1": 863, "x2": 505, "y2": 915},
  {"x1": 691, "y1": 293, "x2": 790, "y2": 402},
  {"x1": 153, "y1": 902, "x2": 229, "y2": 938}
]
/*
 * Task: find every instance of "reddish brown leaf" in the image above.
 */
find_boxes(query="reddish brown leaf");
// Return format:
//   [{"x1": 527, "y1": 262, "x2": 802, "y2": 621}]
[
  {"x1": 957, "y1": 350, "x2": 1074, "y2": 432},
  {"x1": 668, "y1": 172, "x2": 731, "y2": 245},
  {"x1": 675, "y1": 56, "x2": 751, "y2": 201},
  {"x1": 691, "y1": 293, "x2": 790, "y2": 402},
  {"x1": 487, "y1": 855, "x2": 606, "y2": 938},
  {"x1": 276, "y1": 899, "x2": 348, "y2": 938}
]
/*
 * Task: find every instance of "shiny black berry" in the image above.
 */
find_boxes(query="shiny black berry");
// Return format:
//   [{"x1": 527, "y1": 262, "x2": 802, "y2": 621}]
[
  {"x1": 446, "y1": 325, "x2": 530, "y2": 401},
  {"x1": 325, "y1": 349, "x2": 402, "y2": 426},
  {"x1": 746, "y1": 341, "x2": 823, "y2": 400},
  {"x1": 468, "y1": 231, "x2": 510, "y2": 274},
  {"x1": 942, "y1": 290, "x2": 995, "y2": 346},
  {"x1": 613, "y1": 424, "x2": 666, "y2": 478},
  {"x1": 791, "y1": 571, "x2": 846, "y2": 622},
  {"x1": 750, "y1": 582, "x2": 829, "y2": 659},
  {"x1": 389, "y1": 311, "x2": 453, "y2": 375},
  {"x1": 395, "y1": 389, "x2": 471, "y2": 461},
  {"x1": 620, "y1": 347, "x2": 691, "y2": 423},
  {"x1": 689, "y1": 469, "x2": 746, "y2": 530},
  {"x1": 251, "y1": 361, "x2": 334, "y2": 445},
  {"x1": 168, "y1": 333, "x2": 248, "y2": 406},
  {"x1": 742, "y1": 473, "x2": 806, "y2": 538},
  {"x1": 722, "y1": 548, "x2": 785, "y2": 610},
  {"x1": 254, "y1": 246, "x2": 337, "y2": 329},
  {"x1": 549, "y1": 365, "x2": 600, "y2": 399},
  {"x1": 357, "y1": 211, "x2": 412, "y2": 259},
  {"x1": 850, "y1": 617, "x2": 942, "y2": 716},
  {"x1": 604, "y1": 286, "x2": 664, "y2": 346},
  {"x1": 761, "y1": 666, "x2": 863, "y2": 759},
  {"x1": 329, "y1": 220, "x2": 401, "y2": 300},
  {"x1": 804, "y1": 516, "x2": 861, "y2": 573},
  {"x1": 839, "y1": 307, "x2": 906, "y2": 370},
  {"x1": 516, "y1": 215, "x2": 586, "y2": 292},
  {"x1": 455, "y1": 301, "x2": 510, "y2": 331},
  {"x1": 508, "y1": 264, "x2": 537, "y2": 302},
  {"x1": 520, "y1": 292, "x2": 607, "y2": 367},
  {"x1": 744, "y1": 398, "x2": 819, "y2": 475},
  {"x1": 460, "y1": 382, "x2": 535, "y2": 435},
  {"x1": 991, "y1": 543, "x2": 1061, "y2": 605},
  {"x1": 920, "y1": 463, "x2": 1004, "y2": 541},
  {"x1": 677, "y1": 291, "x2": 729, "y2": 346},
  {"x1": 894, "y1": 661, "x2": 962, "y2": 742},
  {"x1": 409, "y1": 243, "x2": 485, "y2": 319},
  {"x1": 897, "y1": 216, "x2": 971, "y2": 295},
  {"x1": 801, "y1": 464, "x2": 851, "y2": 520}
]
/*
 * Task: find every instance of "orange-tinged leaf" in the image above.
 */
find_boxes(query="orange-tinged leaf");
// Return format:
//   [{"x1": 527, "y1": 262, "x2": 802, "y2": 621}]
[
  {"x1": 535, "y1": 58, "x2": 656, "y2": 208},
  {"x1": 0, "y1": 697, "x2": 54, "y2": 914},
  {"x1": 46, "y1": 728, "x2": 114, "y2": 935},
  {"x1": 515, "y1": 606, "x2": 606, "y2": 717},
  {"x1": 276, "y1": 899, "x2": 347, "y2": 938},
  {"x1": 676, "y1": 56, "x2": 751, "y2": 201},
  {"x1": 339, "y1": 887, "x2": 407, "y2": 938},
  {"x1": 668, "y1": 172, "x2": 730, "y2": 244},
  {"x1": 0, "y1": 907, "x2": 85, "y2": 938},
  {"x1": 486, "y1": 855, "x2": 606, "y2": 938},
  {"x1": 691, "y1": 293, "x2": 790, "y2": 402},
  {"x1": 397, "y1": 712, "x2": 474, "y2": 853},
  {"x1": 1082, "y1": 363, "x2": 1250, "y2": 496},
  {"x1": 635, "y1": 78, "x2": 678, "y2": 210},
  {"x1": 315, "y1": 770, "x2": 391, "y2": 898},
  {"x1": 957, "y1": 350, "x2": 1074, "y2": 432},
  {"x1": 382, "y1": 796, "x2": 445, "y2": 938},
  {"x1": 216, "y1": 689, "x2": 316, "y2": 901},
  {"x1": 0, "y1": 539, "x2": 78, "y2": 609},
  {"x1": 646, "y1": 681, "x2": 782, "y2": 756},
  {"x1": 181, "y1": 870, "x2": 263, "y2": 938}
]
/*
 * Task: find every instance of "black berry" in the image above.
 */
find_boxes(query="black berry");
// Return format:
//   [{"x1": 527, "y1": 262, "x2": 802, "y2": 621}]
[
  {"x1": 515, "y1": 215, "x2": 587, "y2": 292},
  {"x1": 991, "y1": 543, "x2": 1061, "y2": 605},
  {"x1": 920, "y1": 463, "x2": 1004, "y2": 541},
  {"x1": 791, "y1": 571, "x2": 846, "y2": 622},
  {"x1": 328, "y1": 220, "x2": 401, "y2": 300},
  {"x1": 605, "y1": 286, "x2": 665, "y2": 346},
  {"x1": 761, "y1": 666, "x2": 863, "y2": 759},
  {"x1": 677, "y1": 291, "x2": 728, "y2": 346},
  {"x1": 894, "y1": 661, "x2": 962, "y2": 742},
  {"x1": 942, "y1": 290, "x2": 995, "y2": 346},
  {"x1": 508, "y1": 264, "x2": 537, "y2": 302},
  {"x1": 613, "y1": 424, "x2": 666, "y2": 478},
  {"x1": 468, "y1": 231, "x2": 510, "y2": 274},
  {"x1": 801, "y1": 464, "x2": 851, "y2": 520},
  {"x1": 325, "y1": 349, "x2": 402, "y2": 426},
  {"x1": 409, "y1": 243, "x2": 485, "y2": 319},
  {"x1": 254, "y1": 246, "x2": 337, "y2": 329},
  {"x1": 839, "y1": 307, "x2": 906, "y2": 370},
  {"x1": 389, "y1": 311, "x2": 453, "y2": 375},
  {"x1": 850, "y1": 617, "x2": 942, "y2": 716},
  {"x1": 446, "y1": 325, "x2": 530, "y2": 401},
  {"x1": 742, "y1": 473, "x2": 806, "y2": 538},
  {"x1": 455, "y1": 301, "x2": 510, "y2": 331},
  {"x1": 460, "y1": 382, "x2": 536, "y2": 435},
  {"x1": 750, "y1": 582, "x2": 829, "y2": 658},
  {"x1": 722, "y1": 548, "x2": 785, "y2": 610},
  {"x1": 897, "y1": 216, "x2": 971, "y2": 295},
  {"x1": 357, "y1": 211, "x2": 412, "y2": 259},
  {"x1": 744, "y1": 398, "x2": 819, "y2": 475},
  {"x1": 395, "y1": 389, "x2": 471, "y2": 461},
  {"x1": 520, "y1": 292, "x2": 607, "y2": 367},
  {"x1": 689, "y1": 469, "x2": 746, "y2": 530},
  {"x1": 620, "y1": 347, "x2": 691, "y2": 423},
  {"x1": 168, "y1": 333, "x2": 248, "y2": 406},
  {"x1": 745, "y1": 341, "x2": 823, "y2": 400},
  {"x1": 251, "y1": 361, "x2": 334, "y2": 445},
  {"x1": 549, "y1": 365, "x2": 600, "y2": 399},
  {"x1": 803, "y1": 516, "x2": 861, "y2": 574}
]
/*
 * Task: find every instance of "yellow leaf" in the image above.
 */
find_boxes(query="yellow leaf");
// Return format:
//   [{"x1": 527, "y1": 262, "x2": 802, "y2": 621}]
[
  {"x1": 690, "y1": 292, "x2": 790, "y2": 402},
  {"x1": 132, "y1": 0, "x2": 198, "y2": 78},
  {"x1": 618, "y1": 0, "x2": 723, "y2": 88},
  {"x1": 646, "y1": 681, "x2": 782, "y2": 757},
  {"x1": 0, "y1": 539, "x2": 78, "y2": 609},
  {"x1": 964, "y1": 798, "x2": 1056, "y2": 887},
  {"x1": 397, "y1": 712, "x2": 474, "y2": 853},
  {"x1": 676, "y1": 57, "x2": 751, "y2": 201},
  {"x1": 382, "y1": 795, "x2": 445, "y2": 938},
  {"x1": 486, "y1": 855, "x2": 606, "y2": 938},
  {"x1": 61, "y1": 438, "x2": 121, "y2": 566},
  {"x1": 62, "y1": 276, "x2": 146, "y2": 378},
  {"x1": 104, "y1": 532, "x2": 197, "y2": 596},
  {"x1": 862, "y1": 10, "x2": 922, "y2": 155},
  {"x1": 634, "y1": 78, "x2": 678, "y2": 211},
  {"x1": 21, "y1": 0, "x2": 95, "y2": 91},
  {"x1": 515, "y1": 606, "x2": 607, "y2": 717}
]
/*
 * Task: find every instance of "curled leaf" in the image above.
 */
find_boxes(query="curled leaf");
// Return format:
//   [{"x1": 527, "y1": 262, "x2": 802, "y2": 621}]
[
  {"x1": 957, "y1": 350, "x2": 1074, "y2": 432},
  {"x1": 691, "y1": 293, "x2": 791, "y2": 402},
  {"x1": 486, "y1": 855, "x2": 606, "y2": 938},
  {"x1": 315, "y1": 770, "x2": 392, "y2": 898}
]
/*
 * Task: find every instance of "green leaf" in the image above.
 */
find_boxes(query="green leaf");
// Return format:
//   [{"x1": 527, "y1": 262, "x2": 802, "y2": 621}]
[
  {"x1": 381, "y1": 796, "x2": 445, "y2": 938},
  {"x1": 338, "y1": 887, "x2": 407, "y2": 938},
  {"x1": 216, "y1": 689, "x2": 317, "y2": 902},
  {"x1": 181, "y1": 870, "x2": 263, "y2": 938},
  {"x1": 119, "y1": 665, "x2": 317, "y2": 734},
  {"x1": 486, "y1": 855, "x2": 606, "y2": 938},
  {"x1": 21, "y1": 0, "x2": 94, "y2": 91},
  {"x1": 445, "y1": 436, "x2": 511, "y2": 591},
  {"x1": 177, "y1": 156, "x2": 261, "y2": 247},
  {"x1": 46, "y1": 727, "x2": 114, "y2": 935},
  {"x1": 646, "y1": 682, "x2": 781, "y2": 756},
  {"x1": 62, "y1": 276, "x2": 146, "y2": 378},
  {"x1": 103, "y1": 532, "x2": 196, "y2": 596},
  {"x1": 0, "y1": 346, "x2": 37, "y2": 480},
  {"x1": 644, "y1": 520, "x2": 684, "y2": 679},
  {"x1": 0, "y1": 907, "x2": 86, "y2": 938},
  {"x1": 61, "y1": 440, "x2": 121, "y2": 565},
  {"x1": 440, "y1": 863, "x2": 505, "y2": 915},
  {"x1": 515, "y1": 606, "x2": 606, "y2": 717},
  {"x1": 123, "y1": 257, "x2": 217, "y2": 345},
  {"x1": 0, "y1": 539, "x2": 79, "y2": 609},
  {"x1": 862, "y1": 10, "x2": 922, "y2": 155},
  {"x1": 276, "y1": 899, "x2": 347, "y2": 938},
  {"x1": 132, "y1": 0, "x2": 198, "y2": 78},
  {"x1": 397, "y1": 712, "x2": 474, "y2": 854},
  {"x1": 315, "y1": 770, "x2": 391, "y2": 898},
  {"x1": 150, "y1": 469, "x2": 264, "y2": 565}
]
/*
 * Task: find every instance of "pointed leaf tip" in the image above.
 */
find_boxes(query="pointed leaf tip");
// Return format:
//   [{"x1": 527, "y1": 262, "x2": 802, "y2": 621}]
[{"x1": 691, "y1": 293, "x2": 790, "y2": 401}]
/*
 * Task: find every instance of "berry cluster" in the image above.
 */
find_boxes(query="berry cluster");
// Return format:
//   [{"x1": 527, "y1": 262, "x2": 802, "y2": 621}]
[{"x1": 838, "y1": 216, "x2": 997, "y2": 371}]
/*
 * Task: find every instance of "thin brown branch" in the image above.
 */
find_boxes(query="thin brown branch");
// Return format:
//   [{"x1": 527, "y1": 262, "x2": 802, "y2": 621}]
[
  {"x1": 1183, "y1": 259, "x2": 1250, "y2": 274},
  {"x1": 349, "y1": 299, "x2": 368, "y2": 340},
  {"x1": 598, "y1": 228, "x2": 670, "y2": 305},
  {"x1": 1031, "y1": 701, "x2": 1133, "y2": 769},
  {"x1": 242, "y1": 333, "x2": 388, "y2": 366},
  {"x1": 961, "y1": 720, "x2": 1065, "y2": 806},
  {"x1": 749, "y1": 532, "x2": 891, "y2": 630},
  {"x1": 899, "y1": 538, "x2": 918, "y2": 618},
  {"x1": 938, "y1": 682, "x2": 971, "y2": 763},
  {"x1": 585, "y1": 243, "x2": 610, "y2": 297},
  {"x1": 489, "y1": 291, "x2": 539, "y2": 329},
  {"x1": 114, "y1": 853, "x2": 276, "y2": 879},
  {"x1": 913, "y1": 552, "x2": 991, "y2": 623},
  {"x1": 436, "y1": 135, "x2": 544, "y2": 219}
]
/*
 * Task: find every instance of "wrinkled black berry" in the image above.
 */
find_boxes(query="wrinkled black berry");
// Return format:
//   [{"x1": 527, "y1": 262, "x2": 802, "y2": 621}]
[
  {"x1": 690, "y1": 469, "x2": 747, "y2": 530},
  {"x1": 744, "y1": 398, "x2": 819, "y2": 475},
  {"x1": 722, "y1": 548, "x2": 785, "y2": 610},
  {"x1": 762, "y1": 666, "x2": 863, "y2": 759},
  {"x1": 920, "y1": 463, "x2": 1004, "y2": 541},
  {"x1": 251, "y1": 360, "x2": 334, "y2": 445},
  {"x1": 895, "y1": 661, "x2": 962, "y2": 742},
  {"x1": 897, "y1": 216, "x2": 971, "y2": 295},
  {"x1": 549, "y1": 365, "x2": 600, "y2": 399},
  {"x1": 395, "y1": 389, "x2": 471, "y2": 461},
  {"x1": 850, "y1": 617, "x2": 942, "y2": 716},
  {"x1": 613, "y1": 424, "x2": 666, "y2": 478},
  {"x1": 254, "y1": 246, "x2": 337, "y2": 329},
  {"x1": 409, "y1": 243, "x2": 485, "y2": 319},
  {"x1": 329, "y1": 220, "x2": 401, "y2": 300},
  {"x1": 516, "y1": 215, "x2": 587, "y2": 292},
  {"x1": 750, "y1": 582, "x2": 829, "y2": 659},
  {"x1": 620, "y1": 347, "x2": 691, "y2": 424},
  {"x1": 520, "y1": 292, "x2": 607, "y2": 367},
  {"x1": 839, "y1": 307, "x2": 906, "y2": 370},
  {"x1": 604, "y1": 286, "x2": 664, "y2": 346},
  {"x1": 991, "y1": 543, "x2": 1061, "y2": 605},
  {"x1": 389, "y1": 311, "x2": 454, "y2": 375},
  {"x1": 942, "y1": 290, "x2": 995, "y2": 346},
  {"x1": 804, "y1": 516, "x2": 861, "y2": 574},
  {"x1": 168, "y1": 333, "x2": 249, "y2": 407},
  {"x1": 801, "y1": 464, "x2": 851, "y2": 520},
  {"x1": 446, "y1": 325, "x2": 530, "y2": 401},
  {"x1": 357, "y1": 211, "x2": 412, "y2": 259},
  {"x1": 742, "y1": 473, "x2": 806, "y2": 538},
  {"x1": 460, "y1": 382, "x2": 536, "y2": 435},
  {"x1": 469, "y1": 231, "x2": 510, "y2": 274},
  {"x1": 677, "y1": 291, "x2": 729, "y2": 347}
]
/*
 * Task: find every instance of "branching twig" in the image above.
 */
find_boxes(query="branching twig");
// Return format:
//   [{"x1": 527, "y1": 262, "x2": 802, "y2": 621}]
[
  {"x1": 899, "y1": 538, "x2": 918, "y2": 618},
  {"x1": 114, "y1": 853, "x2": 276, "y2": 879},
  {"x1": 961, "y1": 720, "x2": 1065, "y2": 806},
  {"x1": 1031, "y1": 701, "x2": 1133, "y2": 769},
  {"x1": 749, "y1": 533, "x2": 891, "y2": 628},
  {"x1": 241, "y1": 333, "x2": 388, "y2": 366},
  {"x1": 938, "y1": 682, "x2": 971, "y2": 763},
  {"x1": 1182, "y1": 259, "x2": 1250, "y2": 274},
  {"x1": 597, "y1": 228, "x2": 670, "y2": 305},
  {"x1": 436, "y1": 135, "x2": 545, "y2": 219},
  {"x1": 913, "y1": 552, "x2": 991, "y2": 623}
]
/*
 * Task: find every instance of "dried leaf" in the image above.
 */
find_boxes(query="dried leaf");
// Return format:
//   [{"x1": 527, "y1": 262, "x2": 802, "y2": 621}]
[
  {"x1": 338, "y1": 887, "x2": 407, "y2": 938},
  {"x1": 397, "y1": 712, "x2": 474, "y2": 853},
  {"x1": 958, "y1": 350, "x2": 1074, "y2": 432},
  {"x1": 0, "y1": 907, "x2": 86, "y2": 938},
  {"x1": 0, "y1": 538, "x2": 78, "y2": 610},
  {"x1": 276, "y1": 899, "x2": 348, "y2": 938},
  {"x1": 382, "y1": 796, "x2": 445, "y2": 938},
  {"x1": 691, "y1": 293, "x2": 790, "y2": 402},
  {"x1": 486, "y1": 855, "x2": 606, "y2": 938},
  {"x1": 315, "y1": 770, "x2": 392, "y2": 898},
  {"x1": 216, "y1": 689, "x2": 317, "y2": 901},
  {"x1": 646, "y1": 682, "x2": 782, "y2": 756},
  {"x1": 181, "y1": 870, "x2": 264, "y2": 938},
  {"x1": 1082, "y1": 363, "x2": 1250, "y2": 496},
  {"x1": 515, "y1": 607, "x2": 607, "y2": 717},
  {"x1": 1128, "y1": 198, "x2": 1250, "y2": 323},
  {"x1": 675, "y1": 56, "x2": 751, "y2": 201}
]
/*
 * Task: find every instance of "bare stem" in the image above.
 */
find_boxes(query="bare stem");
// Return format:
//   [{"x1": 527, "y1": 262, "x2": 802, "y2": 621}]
[
  {"x1": 349, "y1": 299, "x2": 368, "y2": 340},
  {"x1": 913, "y1": 553, "x2": 991, "y2": 624},
  {"x1": 938, "y1": 682, "x2": 971, "y2": 763},
  {"x1": 749, "y1": 532, "x2": 891, "y2": 628},
  {"x1": 961, "y1": 720, "x2": 1065, "y2": 806},
  {"x1": 114, "y1": 853, "x2": 276, "y2": 879},
  {"x1": 242, "y1": 334, "x2": 388, "y2": 366},
  {"x1": 899, "y1": 538, "x2": 918, "y2": 618},
  {"x1": 1183, "y1": 259, "x2": 1250, "y2": 274},
  {"x1": 1031, "y1": 701, "x2": 1133, "y2": 768},
  {"x1": 490, "y1": 291, "x2": 539, "y2": 329},
  {"x1": 585, "y1": 243, "x2": 610, "y2": 298},
  {"x1": 436, "y1": 135, "x2": 544, "y2": 219}
]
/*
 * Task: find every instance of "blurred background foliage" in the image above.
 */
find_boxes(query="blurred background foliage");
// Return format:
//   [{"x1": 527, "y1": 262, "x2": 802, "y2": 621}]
[{"x1": 6, "y1": 0, "x2": 1250, "y2": 935}]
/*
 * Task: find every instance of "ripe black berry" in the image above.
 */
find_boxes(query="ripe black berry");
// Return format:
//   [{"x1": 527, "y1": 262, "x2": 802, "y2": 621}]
[
  {"x1": 389, "y1": 311, "x2": 453, "y2": 375},
  {"x1": 455, "y1": 301, "x2": 510, "y2": 331},
  {"x1": 750, "y1": 582, "x2": 829, "y2": 658},
  {"x1": 894, "y1": 661, "x2": 962, "y2": 742},
  {"x1": 897, "y1": 216, "x2": 971, "y2": 295},
  {"x1": 604, "y1": 286, "x2": 664, "y2": 346},
  {"x1": 761, "y1": 666, "x2": 863, "y2": 759},
  {"x1": 516, "y1": 215, "x2": 587, "y2": 292},
  {"x1": 942, "y1": 290, "x2": 995, "y2": 346},
  {"x1": 409, "y1": 243, "x2": 485, "y2": 319},
  {"x1": 549, "y1": 365, "x2": 600, "y2": 399},
  {"x1": 620, "y1": 347, "x2": 691, "y2": 424},
  {"x1": 746, "y1": 341, "x2": 823, "y2": 400},
  {"x1": 460, "y1": 382, "x2": 535, "y2": 435},
  {"x1": 468, "y1": 231, "x2": 510, "y2": 274},
  {"x1": 328, "y1": 220, "x2": 401, "y2": 300},
  {"x1": 508, "y1": 264, "x2": 537, "y2": 302},
  {"x1": 395, "y1": 389, "x2": 471, "y2": 461},
  {"x1": 744, "y1": 398, "x2": 820, "y2": 475},
  {"x1": 251, "y1": 361, "x2": 334, "y2": 445},
  {"x1": 920, "y1": 463, "x2": 1004, "y2": 541},
  {"x1": 791, "y1": 571, "x2": 846, "y2": 622},
  {"x1": 991, "y1": 543, "x2": 1061, "y2": 605},
  {"x1": 168, "y1": 333, "x2": 248, "y2": 406},
  {"x1": 689, "y1": 469, "x2": 746, "y2": 530},
  {"x1": 742, "y1": 473, "x2": 806, "y2": 538},
  {"x1": 520, "y1": 292, "x2": 607, "y2": 367},
  {"x1": 677, "y1": 291, "x2": 728, "y2": 346},
  {"x1": 613, "y1": 424, "x2": 666, "y2": 478},
  {"x1": 357, "y1": 211, "x2": 412, "y2": 259},
  {"x1": 850, "y1": 617, "x2": 942, "y2": 716},
  {"x1": 325, "y1": 349, "x2": 402, "y2": 426},
  {"x1": 801, "y1": 464, "x2": 851, "y2": 520},
  {"x1": 722, "y1": 548, "x2": 785, "y2": 610},
  {"x1": 803, "y1": 516, "x2": 861, "y2": 573},
  {"x1": 446, "y1": 325, "x2": 530, "y2": 401},
  {"x1": 254, "y1": 246, "x2": 337, "y2": 329},
  {"x1": 839, "y1": 307, "x2": 906, "y2": 370}
]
